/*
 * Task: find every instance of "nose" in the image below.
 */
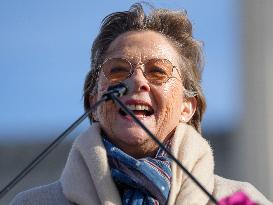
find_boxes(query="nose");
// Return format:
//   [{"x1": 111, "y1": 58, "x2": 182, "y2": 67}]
[{"x1": 125, "y1": 66, "x2": 150, "y2": 93}]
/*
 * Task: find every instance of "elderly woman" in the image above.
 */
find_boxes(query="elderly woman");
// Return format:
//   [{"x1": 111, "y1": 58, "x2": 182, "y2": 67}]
[{"x1": 11, "y1": 3, "x2": 272, "y2": 205}]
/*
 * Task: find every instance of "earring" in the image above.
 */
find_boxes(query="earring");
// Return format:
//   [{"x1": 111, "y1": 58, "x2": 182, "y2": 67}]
[{"x1": 179, "y1": 117, "x2": 186, "y2": 123}]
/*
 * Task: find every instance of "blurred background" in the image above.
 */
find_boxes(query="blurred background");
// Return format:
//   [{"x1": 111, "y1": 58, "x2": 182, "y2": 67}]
[{"x1": 1, "y1": 0, "x2": 273, "y2": 204}]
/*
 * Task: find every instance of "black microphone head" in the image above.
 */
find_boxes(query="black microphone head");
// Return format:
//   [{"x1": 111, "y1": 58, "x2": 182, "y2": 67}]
[{"x1": 107, "y1": 82, "x2": 128, "y2": 97}]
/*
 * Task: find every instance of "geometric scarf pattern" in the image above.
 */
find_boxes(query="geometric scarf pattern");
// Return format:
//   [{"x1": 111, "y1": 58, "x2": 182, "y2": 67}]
[{"x1": 103, "y1": 138, "x2": 172, "y2": 205}]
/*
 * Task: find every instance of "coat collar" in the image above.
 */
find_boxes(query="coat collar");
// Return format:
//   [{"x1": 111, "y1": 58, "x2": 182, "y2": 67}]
[{"x1": 60, "y1": 123, "x2": 215, "y2": 205}]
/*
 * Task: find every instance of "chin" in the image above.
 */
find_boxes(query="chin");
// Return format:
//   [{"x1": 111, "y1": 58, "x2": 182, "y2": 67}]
[
  {"x1": 111, "y1": 129, "x2": 157, "y2": 158},
  {"x1": 122, "y1": 132, "x2": 149, "y2": 145}
]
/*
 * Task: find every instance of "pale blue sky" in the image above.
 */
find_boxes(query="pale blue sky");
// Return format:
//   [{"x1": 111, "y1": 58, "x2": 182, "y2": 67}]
[{"x1": 0, "y1": 0, "x2": 242, "y2": 139}]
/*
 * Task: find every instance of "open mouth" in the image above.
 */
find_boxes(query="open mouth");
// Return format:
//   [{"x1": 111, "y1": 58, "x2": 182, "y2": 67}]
[{"x1": 119, "y1": 104, "x2": 154, "y2": 117}]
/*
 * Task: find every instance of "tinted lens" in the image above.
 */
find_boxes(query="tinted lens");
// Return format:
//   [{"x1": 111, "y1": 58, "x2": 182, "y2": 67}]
[
  {"x1": 102, "y1": 58, "x2": 131, "y2": 83},
  {"x1": 145, "y1": 59, "x2": 173, "y2": 84}
]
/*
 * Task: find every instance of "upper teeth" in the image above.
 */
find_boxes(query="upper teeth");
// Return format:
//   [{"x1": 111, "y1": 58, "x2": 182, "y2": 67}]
[{"x1": 127, "y1": 104, "x2": 151, "y2": 111}]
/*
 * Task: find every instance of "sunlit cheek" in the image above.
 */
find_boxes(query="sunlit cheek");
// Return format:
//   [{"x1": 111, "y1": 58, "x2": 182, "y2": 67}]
[
  {"x1": 161, "y1": 105, "x2": 172, "y2": 136},
  {"x1": 160, "y1": 83, "x2": 183, "y2": 126}
]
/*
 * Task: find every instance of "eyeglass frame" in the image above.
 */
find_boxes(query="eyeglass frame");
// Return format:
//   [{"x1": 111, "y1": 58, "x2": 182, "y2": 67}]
[{"x1": 99, "y1": 57, "x2": 182, "y2": 85}]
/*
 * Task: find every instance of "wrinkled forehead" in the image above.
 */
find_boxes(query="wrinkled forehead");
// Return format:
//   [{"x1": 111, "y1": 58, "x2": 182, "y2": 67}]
[{"x1": 104, "y1": 30, "x2": 180, "y2": 65}]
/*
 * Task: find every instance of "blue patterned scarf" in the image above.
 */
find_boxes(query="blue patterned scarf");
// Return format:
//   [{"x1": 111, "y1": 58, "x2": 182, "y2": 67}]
[{"x1": 103, "y1": 138, "x2": 172, "y2": 205}]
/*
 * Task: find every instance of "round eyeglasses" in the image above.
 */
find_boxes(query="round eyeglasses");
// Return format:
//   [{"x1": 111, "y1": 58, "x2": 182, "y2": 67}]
[{"x1": 101, "y1": 58, "x2": 178, "y2": 85}]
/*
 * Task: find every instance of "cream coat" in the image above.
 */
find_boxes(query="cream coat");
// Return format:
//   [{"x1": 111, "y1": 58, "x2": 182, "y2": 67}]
[{"x1": 11, "y1": 123, "x2": 272, "y2": 205}]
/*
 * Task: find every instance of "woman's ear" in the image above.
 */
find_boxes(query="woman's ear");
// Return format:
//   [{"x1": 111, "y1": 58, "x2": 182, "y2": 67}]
[{"x1": 180, "y1": 97, "x2": 197, "y2": 123}]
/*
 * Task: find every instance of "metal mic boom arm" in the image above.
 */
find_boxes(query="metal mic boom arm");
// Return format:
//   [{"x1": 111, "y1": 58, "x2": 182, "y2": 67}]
[{"x1": 0, "y1": 83, "x2": 128, "y2": 200}]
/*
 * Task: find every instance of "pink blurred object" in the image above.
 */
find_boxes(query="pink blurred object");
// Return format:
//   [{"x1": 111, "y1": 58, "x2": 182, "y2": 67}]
[{"x1": 218, "y1": 191, "x2": 257, "y2": 205}]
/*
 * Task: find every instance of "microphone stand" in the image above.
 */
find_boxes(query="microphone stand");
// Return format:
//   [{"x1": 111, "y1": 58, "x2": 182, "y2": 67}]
[
  {"x1": 0, "y1": 92, "x2": 116, "y2": 200},
  {"x1": 1, "y1": 83, "x2": 218, "y2": 204},
  {"x1": 107, "y1": 92, "x2": 218, "y2": 205}
]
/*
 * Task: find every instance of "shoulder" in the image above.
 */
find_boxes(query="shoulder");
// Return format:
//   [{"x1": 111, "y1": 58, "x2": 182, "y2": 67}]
[
  {"x1": 10, "y1": 181, "x2": 72, "y2": 205},
  {"x1": 213, "y1": 175, "x2": 273, "y2": 205}
]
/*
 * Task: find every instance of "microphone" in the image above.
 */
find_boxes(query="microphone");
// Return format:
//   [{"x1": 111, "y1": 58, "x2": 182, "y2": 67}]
[{"x1": 102, "y1": 82, "x2": 128, "y2": 101}]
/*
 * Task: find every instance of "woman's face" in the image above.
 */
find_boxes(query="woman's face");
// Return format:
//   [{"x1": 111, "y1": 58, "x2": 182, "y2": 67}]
[{"x1": 93, "y1": 30, "x2": 194, "y2": 158}]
